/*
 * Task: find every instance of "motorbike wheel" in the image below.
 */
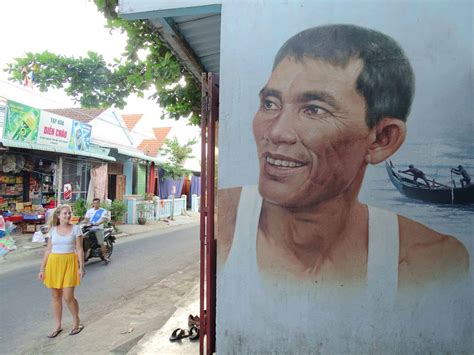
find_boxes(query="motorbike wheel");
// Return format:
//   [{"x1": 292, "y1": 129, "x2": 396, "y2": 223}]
[{"x1": 101, "y1": 239, "x2": 114, "y2": 260}]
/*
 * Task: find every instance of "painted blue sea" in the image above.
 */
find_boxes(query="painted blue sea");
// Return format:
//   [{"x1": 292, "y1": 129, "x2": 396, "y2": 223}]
[{"x1": 360, "y1": 135, "x2": 473, "y2": 252}]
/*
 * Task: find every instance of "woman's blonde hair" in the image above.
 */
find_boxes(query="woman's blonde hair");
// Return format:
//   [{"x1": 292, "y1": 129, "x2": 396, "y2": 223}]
[{"x1": 47, "y1": 204, "x2": 72, "y2": 228}]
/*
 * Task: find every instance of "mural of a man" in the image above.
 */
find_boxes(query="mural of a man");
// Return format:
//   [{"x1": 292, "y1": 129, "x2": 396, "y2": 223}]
[{"x1": 218, "y1": 24, "x2": 469, "y2": 288}]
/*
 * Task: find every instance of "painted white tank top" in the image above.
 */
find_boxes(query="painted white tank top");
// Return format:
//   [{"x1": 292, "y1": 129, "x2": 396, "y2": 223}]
[{"x1": 217, "y1": 185, "x2": 400, "y2": 353}]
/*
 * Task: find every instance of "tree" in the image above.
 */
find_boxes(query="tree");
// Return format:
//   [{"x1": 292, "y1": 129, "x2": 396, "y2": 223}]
[
  {"x1": 160, "y1": 136, "x2": 197, "y2": 219},
  {"x1": 3, "y1": 0, "x2": 202, "y2": 125}
]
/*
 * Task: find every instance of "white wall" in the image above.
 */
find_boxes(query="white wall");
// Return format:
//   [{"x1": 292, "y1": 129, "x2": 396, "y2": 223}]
[
  {"x1": 90, "y1": 109, "x2": 135, "y2": 148},
  {"x1": 216, "y1": 1, "x2": 473, "y2": 353}
]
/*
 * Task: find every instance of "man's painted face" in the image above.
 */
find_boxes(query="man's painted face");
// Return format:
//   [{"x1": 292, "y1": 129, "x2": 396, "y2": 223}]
[{"x1": 253, "y1": 57, "x2": 372, "y2": 208}]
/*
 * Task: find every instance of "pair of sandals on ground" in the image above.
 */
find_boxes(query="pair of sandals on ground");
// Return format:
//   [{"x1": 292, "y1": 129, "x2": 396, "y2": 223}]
[
  {"x1": 169, "y1": 314, "x2": 200, "y2": 341},
  {"x1": 48, "y1": 324, "x2": 84, "y2": 338}
]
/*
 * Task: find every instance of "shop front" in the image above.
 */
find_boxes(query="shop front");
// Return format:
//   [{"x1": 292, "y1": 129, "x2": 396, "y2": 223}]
[
  {"x1": 0, "y1": 99, "x2": 115, "y2": 232},
  {"x1": 0, "y1": 150, "x2": 56, "y2": 233}
]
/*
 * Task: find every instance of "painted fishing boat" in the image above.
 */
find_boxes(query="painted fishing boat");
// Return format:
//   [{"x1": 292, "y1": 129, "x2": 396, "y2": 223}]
[{"x1": 385, "y1": 161, "x2": 474, "y2": 204}]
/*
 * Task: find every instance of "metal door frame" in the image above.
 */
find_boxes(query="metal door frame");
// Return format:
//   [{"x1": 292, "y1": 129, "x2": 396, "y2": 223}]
[{"x1": 200, "y1": 72, "x2": 218, "y2": 355}]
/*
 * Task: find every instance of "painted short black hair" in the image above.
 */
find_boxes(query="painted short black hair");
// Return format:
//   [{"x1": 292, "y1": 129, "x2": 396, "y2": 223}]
[{"x1": 273, "y1": 24, "x2": 415, "y2": 128}]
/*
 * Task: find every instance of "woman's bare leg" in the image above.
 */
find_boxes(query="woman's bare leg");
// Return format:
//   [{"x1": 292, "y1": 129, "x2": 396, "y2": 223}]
[
  {"x1": 63, "y1": 287, "x2": 80, "y2": 328},
  {"x1": 51, "y1": 288, "x2": 63, "y2": 330}
]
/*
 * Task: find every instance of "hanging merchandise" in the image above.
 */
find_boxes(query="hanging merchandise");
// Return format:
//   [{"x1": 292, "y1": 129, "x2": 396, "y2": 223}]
[
  {"x1": 64, "y1": 183, "x2": 72, "y2": 201},
  {"x1": 0, "y1": 215, "x2": 5, "y2": 237},
  {"x1": 2, "y1": 155, "x2": 16, "y2": 173}
]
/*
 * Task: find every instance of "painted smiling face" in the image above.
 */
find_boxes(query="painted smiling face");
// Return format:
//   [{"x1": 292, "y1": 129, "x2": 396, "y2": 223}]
[{"x1": 253, "y1": 57, "x2": 372, "y2": 208}]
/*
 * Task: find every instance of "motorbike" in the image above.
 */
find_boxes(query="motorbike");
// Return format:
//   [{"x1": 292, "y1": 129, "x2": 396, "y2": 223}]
[{"x1": 81, "y1": 223, "x2": 116, "y2": 262}]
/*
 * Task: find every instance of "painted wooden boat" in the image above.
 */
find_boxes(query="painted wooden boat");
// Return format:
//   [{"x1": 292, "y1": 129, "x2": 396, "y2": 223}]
[{"x1": 385, "y1": 161, "x2": 474, "y2": 204}]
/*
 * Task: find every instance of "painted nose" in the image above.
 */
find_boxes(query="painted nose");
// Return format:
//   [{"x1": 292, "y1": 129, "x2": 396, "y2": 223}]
[{"x1": 267, "y1": 109, "x2": 297, "y2": 145}]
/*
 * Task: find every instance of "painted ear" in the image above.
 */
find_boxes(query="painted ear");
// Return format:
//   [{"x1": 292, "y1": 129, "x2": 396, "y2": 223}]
[{"x1": 365, "y1": 118, "x2": 406, "y2": 165}]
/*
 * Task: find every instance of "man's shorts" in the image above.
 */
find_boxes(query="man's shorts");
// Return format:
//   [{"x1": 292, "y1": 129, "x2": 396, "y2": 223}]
[{"x1": 91, "y1": 228, "x2": 105, "y2": 245}]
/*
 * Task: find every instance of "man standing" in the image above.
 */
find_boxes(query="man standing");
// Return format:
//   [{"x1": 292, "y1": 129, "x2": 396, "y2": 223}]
[
  {"x1": 451, "y1": 165, "x2": 471, "y2": 187},
  {"x1": 84, "y1": 198, "x2": 110, "y2": 263}
]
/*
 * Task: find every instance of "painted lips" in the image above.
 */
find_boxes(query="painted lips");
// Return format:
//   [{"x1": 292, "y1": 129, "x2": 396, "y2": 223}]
[
  {"x1": 263, "y1": 154, "x2": 307, "y2": 178},
  {"x1": 265, "y1": 156, "x2": 304, "y2": 168}
]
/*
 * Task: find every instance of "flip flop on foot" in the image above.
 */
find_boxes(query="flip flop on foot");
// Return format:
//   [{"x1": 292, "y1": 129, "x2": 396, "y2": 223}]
[
  {"x1": 69, "y1": 324, "x2": 84, "y2": 336},
  {"x1": 47, "y1": 329, "x2": 63, "y2": 338}
]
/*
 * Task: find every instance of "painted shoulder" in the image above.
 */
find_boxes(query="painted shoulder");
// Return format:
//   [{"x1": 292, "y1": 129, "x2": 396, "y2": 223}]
[
  {"x1": 217, "y1": 187, "x2": 242, "y2": 267},
  {"x1": 398, "y1": 215, "x2": 469, "y2": 287}
]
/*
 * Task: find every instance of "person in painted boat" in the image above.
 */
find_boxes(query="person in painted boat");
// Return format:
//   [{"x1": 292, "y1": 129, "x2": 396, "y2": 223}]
[
  {"x1": 399, "y1": 164, "x2": 431, "y2": 188},
  {"x1": 218, "y1": 24, "x2": 469, "y2": 288},
  {"x1": 451, "y1": 165, "x2": 471, "y2": 188}
]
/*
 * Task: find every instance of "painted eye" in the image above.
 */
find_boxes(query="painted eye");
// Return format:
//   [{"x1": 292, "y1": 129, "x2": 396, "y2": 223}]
[
  {"x1": 262, "y1": 99, "x2": 279, "y2": 111},
  {"x1": 304, "y1": 105, "x2": 328, "y2": 116}
]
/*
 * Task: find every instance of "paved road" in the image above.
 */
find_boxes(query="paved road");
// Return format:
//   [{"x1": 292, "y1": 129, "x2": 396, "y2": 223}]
[{"x1": 0, "y1": 225, "x2": 200, "y2": 354}]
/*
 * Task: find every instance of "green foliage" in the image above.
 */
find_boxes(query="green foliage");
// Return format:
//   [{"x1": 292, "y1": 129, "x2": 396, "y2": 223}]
[
  {"x1": 5, "y1": 51, "x2": 135, "y2": 109},
  {"x1": 73, "y1": 198, "x2": 87, "y2": 218},
  {"x1": 136, "y1": 202, "x2": 146, "y2": 218},
  {"x1": 160, "y1": 136, "x2": 197, "y2": 180},
  {"x1": 108, "y1": 199, "x2": 127, "y2": 222},
  {"x1": 3, "y1": 0, "x2": 202, "y2": 125}
]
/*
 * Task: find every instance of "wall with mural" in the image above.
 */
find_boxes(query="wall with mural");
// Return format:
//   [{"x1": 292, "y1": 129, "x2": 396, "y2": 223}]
[{"x1": 216, "y1": 1, "x2": 472, "y2": 353}]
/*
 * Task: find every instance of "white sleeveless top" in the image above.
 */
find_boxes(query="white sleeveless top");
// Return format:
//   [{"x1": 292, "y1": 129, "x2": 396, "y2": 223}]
[
  {"x1": 217, "y1": 185, "x2": 401, "y2": 353},
  {"x1": 51, "y1": 225, "x2": 82, "y2": 254}
]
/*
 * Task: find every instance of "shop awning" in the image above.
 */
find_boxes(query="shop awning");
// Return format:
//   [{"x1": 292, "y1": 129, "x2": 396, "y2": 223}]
[
  {"x1": 1, "y1": 139, "x2": 116, "y2": 162},
  {"x1": 116, "y1": 147, "x2": 160, "y2": 163}
]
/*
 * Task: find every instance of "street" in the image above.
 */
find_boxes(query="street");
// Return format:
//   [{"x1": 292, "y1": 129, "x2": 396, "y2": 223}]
[{"x1": 0, "y1": 224, "x2": 200, "y2": 354}]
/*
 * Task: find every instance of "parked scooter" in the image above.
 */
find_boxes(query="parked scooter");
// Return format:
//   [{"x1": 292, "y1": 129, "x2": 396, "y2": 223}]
[{"x1": 81, "y1": 223, "x2": 116, "y2": 263}]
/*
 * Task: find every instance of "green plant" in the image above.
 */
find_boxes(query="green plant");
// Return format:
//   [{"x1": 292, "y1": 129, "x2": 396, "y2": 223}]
[
  {"x1": 136, "y1": 203, "x2": 147, "y2": 225},
  {"x1": 109, "y1": 199, "x2": 127, "y2": 222},
  {"x1": 143, "y1": 192, "x2": 154, "y2": 201},
  {"x1": 4, "y1": 0, "x2": 202, "y2": 125},
  {"x1": 136, "y1": 203, "x2": 146, "y2": 217},
  {"x1": 73, "y1": 198, "x2": 87, "y2": 219}
]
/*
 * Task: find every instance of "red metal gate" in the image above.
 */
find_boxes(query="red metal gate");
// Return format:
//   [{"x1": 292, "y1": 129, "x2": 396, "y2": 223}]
[{"x1": 200, "y1": 72, "x2": 218, "y2": 355}]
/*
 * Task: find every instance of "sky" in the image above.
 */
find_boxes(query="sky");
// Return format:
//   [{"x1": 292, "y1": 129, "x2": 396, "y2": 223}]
[
  {"x1": 0, "y1": 0, "x2": 166, "y2": 115},
  {"x1": 0, "y1": 0, "x2": 201, "y2": 162}
]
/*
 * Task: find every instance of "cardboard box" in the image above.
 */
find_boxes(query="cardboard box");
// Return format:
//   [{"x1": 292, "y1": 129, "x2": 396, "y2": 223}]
[{"x1": 26, "y1": 224, "x2": 36, "y2": 232}]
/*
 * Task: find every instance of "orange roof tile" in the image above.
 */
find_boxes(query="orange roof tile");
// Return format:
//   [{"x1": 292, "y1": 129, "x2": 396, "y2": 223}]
[
  {"x1": 44, "y1": 108, "x2": 106, "y2": 123},
  {"x1": 138, "y1": 127, "x2": 171, "y2": 157},
  {"x1": 122, "y1": 114, "x2": 143, "y2": 131}
]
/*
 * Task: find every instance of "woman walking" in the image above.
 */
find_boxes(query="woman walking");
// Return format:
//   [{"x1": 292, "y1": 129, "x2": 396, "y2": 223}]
[{"x1": 38, "y1": 204, "x2": 85, "y2": 338}]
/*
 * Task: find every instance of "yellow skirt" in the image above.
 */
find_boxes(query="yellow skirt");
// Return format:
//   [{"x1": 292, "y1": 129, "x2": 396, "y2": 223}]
[{"x1": 43, "y1": 253, "x2": 80, "y2": 289}]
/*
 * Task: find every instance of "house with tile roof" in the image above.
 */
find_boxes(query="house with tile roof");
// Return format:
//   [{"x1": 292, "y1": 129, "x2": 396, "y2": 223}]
[
  {"x1": 122, "y1": 113, "x2": 201, "y2": 200},
  {"x1": 122, "y1": 113, "x2": 156, "y2": 147},
  {"x1": 138, "y1": 127, "x2": 172, "y2": 157},
  {"x1": 44, "y1": 107, "x2": 158, "y2": 199}
]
